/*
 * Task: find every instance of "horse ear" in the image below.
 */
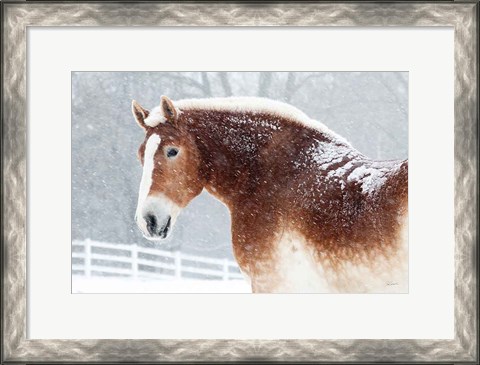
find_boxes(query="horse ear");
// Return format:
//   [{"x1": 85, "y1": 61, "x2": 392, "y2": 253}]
[
  {"x1": 132, "y1": 100, "x2": 150, "y2": 129},
  {"x1": 161, "y1": 95, "x2": 178, "y2": 124}
]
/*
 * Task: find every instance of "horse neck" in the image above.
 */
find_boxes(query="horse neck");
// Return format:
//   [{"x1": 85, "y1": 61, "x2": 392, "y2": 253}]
[
  {"x1": 184, "y1": 109, "x2": 281, "y2": 206},
  {"x1": 183, "y1": 108, "x2": 383, "y2": 207}
]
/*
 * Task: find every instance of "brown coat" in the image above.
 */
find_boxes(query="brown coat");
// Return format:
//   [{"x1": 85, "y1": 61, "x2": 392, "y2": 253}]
[{"x1": 134, "y1": 97, "x2": 408, "y2": 293}]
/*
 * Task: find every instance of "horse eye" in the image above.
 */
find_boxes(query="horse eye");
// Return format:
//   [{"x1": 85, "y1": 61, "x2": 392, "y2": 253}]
[{"x1": 166, "y1": 147, "x2": 179, "y2": 158}]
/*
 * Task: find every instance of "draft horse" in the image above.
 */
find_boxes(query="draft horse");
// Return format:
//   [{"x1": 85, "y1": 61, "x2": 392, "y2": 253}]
[{"x1": 132, "y1": 96, "x2": 408, "y2": 293}]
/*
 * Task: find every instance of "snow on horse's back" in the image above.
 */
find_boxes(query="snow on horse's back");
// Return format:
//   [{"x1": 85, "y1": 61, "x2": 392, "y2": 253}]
[{"x1": 132, "y1": 96, "x2": 408, "y2": 293}]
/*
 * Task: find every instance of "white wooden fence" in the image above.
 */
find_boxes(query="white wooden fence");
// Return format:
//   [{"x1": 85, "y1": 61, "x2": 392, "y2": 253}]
[{"x1": 72, "y1": 239, "x2": 244, "y2": 281}]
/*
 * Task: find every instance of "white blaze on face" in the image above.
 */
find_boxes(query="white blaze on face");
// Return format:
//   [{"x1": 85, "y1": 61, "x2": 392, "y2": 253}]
[
  {"x1": 136, "y1": 134, "x2": 161, "y2": 228},
  {"x1": 135, "y1": 133, "x2": 182, "y2": 240}
]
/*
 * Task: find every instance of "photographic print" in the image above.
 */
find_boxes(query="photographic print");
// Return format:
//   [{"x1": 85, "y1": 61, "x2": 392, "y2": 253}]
[{"x1": 72, "y1": 71, "x2": 408, "y2": 294}]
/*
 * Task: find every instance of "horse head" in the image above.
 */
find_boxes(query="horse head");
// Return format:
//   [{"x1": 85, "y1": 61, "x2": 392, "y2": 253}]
[{"x1": 132, "y1": 96, "x2": 203, "y2": 240}]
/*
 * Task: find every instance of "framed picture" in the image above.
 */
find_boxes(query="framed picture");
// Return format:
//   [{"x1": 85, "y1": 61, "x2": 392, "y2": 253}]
[
  {"x1": 71, "y1": 70, "x2": 409, "y2": 295},
  {"x1": 2, "y1": 1, "x2": 478, "y2": 363}
]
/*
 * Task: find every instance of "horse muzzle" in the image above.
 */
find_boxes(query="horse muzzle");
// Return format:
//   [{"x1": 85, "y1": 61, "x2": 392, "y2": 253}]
[
  {"x1": 137, "y1": 213, "x2": 172, "y2": 240},
  {"x1": 146, "y1": 214, "x2": 171, "y2": 239},
  {"x1": 135, "y1": 195, "x2": 180, "y2": 241}
]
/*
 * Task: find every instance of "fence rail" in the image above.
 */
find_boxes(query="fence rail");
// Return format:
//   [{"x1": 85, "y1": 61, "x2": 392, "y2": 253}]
[{"x1": 72, "y1": 239, "x2": 244, "y2": 281}]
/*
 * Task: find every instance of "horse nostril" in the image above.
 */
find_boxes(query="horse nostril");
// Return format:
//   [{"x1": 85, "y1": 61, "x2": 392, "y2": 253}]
[
  {"x1": 145, "y1": 214, "x2": 157, "y2": 235},
  {"x1": 161, "y1": 216, "x2": 172, "y2": 237}
]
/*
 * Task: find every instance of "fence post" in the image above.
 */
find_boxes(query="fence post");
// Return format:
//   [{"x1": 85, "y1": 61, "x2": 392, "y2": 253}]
[
  {"x1": 84, "y1": 239, "x2": 91, "y2": 277},
  {"x1": 174, "y1": 251, "x2": 182, "y2": 279},
  {"x1": 223, "y1": 259, "x2": 229, "y2": 281},
  {"x1": 131, "y1": 244, "x2": 138, "y2": 279}
]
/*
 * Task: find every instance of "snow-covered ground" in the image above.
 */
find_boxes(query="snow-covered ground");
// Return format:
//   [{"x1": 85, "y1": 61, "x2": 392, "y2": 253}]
[{"x1": 73, "y1": 275, "x2": 251, "y2": 294}]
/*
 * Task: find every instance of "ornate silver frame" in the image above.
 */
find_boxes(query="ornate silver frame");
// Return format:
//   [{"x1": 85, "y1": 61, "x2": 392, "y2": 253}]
[{"x1": 2, "y1": 1, "x2": 478, "y2": 363}]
